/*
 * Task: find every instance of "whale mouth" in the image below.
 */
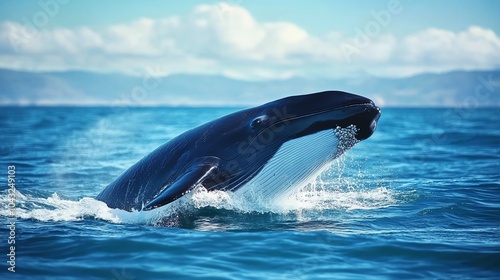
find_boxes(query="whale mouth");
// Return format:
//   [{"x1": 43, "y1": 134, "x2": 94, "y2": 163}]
[{"x1": 353, "y1": 104, "x2": 381, "y2": 141}]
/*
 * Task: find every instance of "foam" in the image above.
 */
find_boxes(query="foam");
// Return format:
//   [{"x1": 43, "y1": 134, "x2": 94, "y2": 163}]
[{"x1": 0, "y1": 172, "x2": 398, "y2": 226}]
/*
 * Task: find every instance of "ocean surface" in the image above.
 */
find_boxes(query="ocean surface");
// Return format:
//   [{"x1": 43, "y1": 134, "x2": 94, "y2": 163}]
[{"x1": 1, "y1": 106, "x2": 499, "y2": 279}]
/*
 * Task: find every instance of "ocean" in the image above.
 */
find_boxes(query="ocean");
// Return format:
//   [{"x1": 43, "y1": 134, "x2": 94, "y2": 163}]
[{"x1": 1, "y1": 106, "x2": 499, "y2": 279}]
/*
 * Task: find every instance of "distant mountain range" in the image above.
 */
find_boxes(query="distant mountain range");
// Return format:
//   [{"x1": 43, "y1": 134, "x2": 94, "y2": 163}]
[{"x1": 0, "y1": 68, "x2": 498, "y2": 107}]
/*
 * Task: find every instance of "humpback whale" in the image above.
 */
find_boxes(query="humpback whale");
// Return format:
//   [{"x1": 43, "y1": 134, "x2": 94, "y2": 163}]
[{"x1": 96, "y1": 91, "x2": 381, "y2": 211}]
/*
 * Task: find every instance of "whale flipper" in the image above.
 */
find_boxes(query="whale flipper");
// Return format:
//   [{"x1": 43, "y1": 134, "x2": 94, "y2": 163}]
[{"x1": 143, "y1": 157, "x2": 220, "y2": 210}]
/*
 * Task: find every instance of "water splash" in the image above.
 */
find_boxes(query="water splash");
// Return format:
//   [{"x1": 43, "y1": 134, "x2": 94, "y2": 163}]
[
  {"x1": 0, "y1": 174, "x2": 399, "y2": 227},
  {"x1": 334, "y1": 125, "x2": 359, "y2": 157}
]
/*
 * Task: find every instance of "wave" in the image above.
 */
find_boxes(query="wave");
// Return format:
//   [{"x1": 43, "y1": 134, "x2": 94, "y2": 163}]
[{"x1": 0, "y1": 176, "x2": 401, "y2": 228}]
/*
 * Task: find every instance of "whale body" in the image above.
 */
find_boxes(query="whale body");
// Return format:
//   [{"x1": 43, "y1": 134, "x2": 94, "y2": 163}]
[{"x1": 96, "y1": 91, "x2": 381, "y2": 211}]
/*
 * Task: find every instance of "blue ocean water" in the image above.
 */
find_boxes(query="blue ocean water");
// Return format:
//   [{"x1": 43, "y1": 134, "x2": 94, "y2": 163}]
[{"x1": 1, "y1": 106, "x2": 499, "y2": 279}]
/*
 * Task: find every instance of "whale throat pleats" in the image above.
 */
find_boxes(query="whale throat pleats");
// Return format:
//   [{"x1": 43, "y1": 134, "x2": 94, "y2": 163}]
[{"x1": 235, "y1": 129, "x2": 341, "y2": 199}]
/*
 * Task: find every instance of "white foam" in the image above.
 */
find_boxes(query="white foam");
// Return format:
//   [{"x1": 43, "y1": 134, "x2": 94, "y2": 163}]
[
  {"x1": 0, "y1": 192, "x2": 119, "y2": 223},
  {"x1": 0, "y1": 175, "x2": 398, "y2": 227}
]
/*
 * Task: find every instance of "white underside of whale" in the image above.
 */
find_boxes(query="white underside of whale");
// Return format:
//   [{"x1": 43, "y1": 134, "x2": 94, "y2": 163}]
[{"x1": 234, "y1": 126, "x2": 358, "y2": 201}]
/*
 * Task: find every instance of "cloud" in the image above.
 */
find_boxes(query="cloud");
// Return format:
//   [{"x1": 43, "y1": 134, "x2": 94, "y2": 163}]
[
  {"x1": 402, "y1": 26, "x2": 500, "y2": 66},
  {"x1": 0, "y1": 3, "x2": 499, "y2": 80}
]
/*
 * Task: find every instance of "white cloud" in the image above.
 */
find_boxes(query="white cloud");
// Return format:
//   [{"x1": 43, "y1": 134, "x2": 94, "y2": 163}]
[
  {"x1": 402, "y1": 26, "x2": 500, "y2": 66},
  {"x1": 0, "y1": 3, "x2": 499, "y2": 80}
]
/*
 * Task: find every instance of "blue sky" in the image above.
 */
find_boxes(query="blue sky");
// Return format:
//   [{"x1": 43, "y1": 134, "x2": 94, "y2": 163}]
[
  {"x1": 2, "y1": 0, "x2": 499, "y2": 35},
  {"x1": 0, "y1": 0, "x2": 499, "y2": 79}
]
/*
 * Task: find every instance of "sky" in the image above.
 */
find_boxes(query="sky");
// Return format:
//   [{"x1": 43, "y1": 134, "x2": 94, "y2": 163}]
[{"x1": 0, "y1": 0, "x2": 499, "y2": 80}]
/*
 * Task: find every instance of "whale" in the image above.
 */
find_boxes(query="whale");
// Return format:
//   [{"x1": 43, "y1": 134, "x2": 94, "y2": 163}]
[{"x1": 96, "y1": 91, "x2": 381, "y2": 211}]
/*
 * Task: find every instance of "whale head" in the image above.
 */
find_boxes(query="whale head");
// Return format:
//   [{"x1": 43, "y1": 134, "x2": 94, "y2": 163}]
[
  {"x1": 252, "y1": 90, "x2": 381, "y2": 141},
  {"x1": 208, "y1": 90, "x2": 381, "y2": 162},
  {"x1": 188, "y1": 90, "x2": 382, "y2": 196}
]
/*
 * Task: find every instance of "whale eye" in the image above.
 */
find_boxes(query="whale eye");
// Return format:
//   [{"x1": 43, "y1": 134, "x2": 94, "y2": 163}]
[{"x1": 250, "y1": 115, "x2": 267, "y2": 128}]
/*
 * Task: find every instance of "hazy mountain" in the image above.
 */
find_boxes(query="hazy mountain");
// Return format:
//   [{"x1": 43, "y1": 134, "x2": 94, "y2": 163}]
[{"x1": 0, "y1": 68, "x2": 498, "y2": 107}]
